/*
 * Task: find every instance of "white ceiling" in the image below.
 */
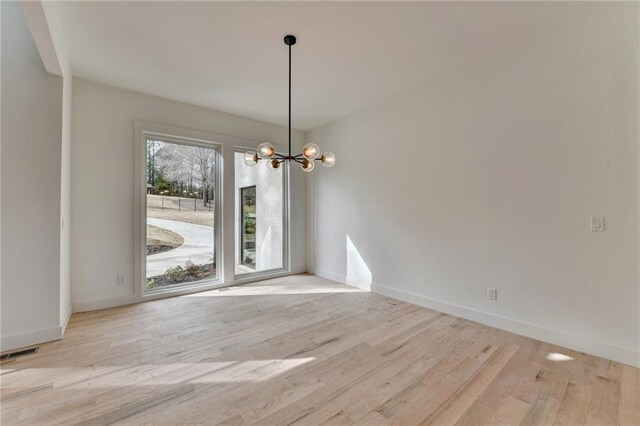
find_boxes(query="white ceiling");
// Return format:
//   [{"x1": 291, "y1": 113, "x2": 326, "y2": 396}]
[{"x1": 56, "y1": 1, "x2": 609, "y2": 131}]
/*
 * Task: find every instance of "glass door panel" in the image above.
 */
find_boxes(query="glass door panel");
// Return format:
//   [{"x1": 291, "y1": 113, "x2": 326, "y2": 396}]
[{"x1": 145, "y1": 137, "x2": 218, "y2": 292}]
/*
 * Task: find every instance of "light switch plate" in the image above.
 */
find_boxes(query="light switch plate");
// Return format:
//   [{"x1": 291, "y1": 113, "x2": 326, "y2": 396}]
[
  {"x1": 591, "y1": 217, "x2": 605, "y2": 232},
  {"x1": 487, "y1": 288, "x2": 497, "y2": 301}
]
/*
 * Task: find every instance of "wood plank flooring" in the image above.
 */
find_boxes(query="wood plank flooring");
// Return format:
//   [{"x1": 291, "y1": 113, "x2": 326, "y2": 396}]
[{"x1": 1, "y1": 274, "x2": 638, "y2": 425}]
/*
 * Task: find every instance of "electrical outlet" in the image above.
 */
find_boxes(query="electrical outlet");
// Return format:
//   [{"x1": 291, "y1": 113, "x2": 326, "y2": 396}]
[
  {"x1": 117, "y1": 274, "x2": 125, "y2": 285},
  {"x1": 487, "y1": 288, "x2": 497, "y2": 301},
  {"x1": 591, "y1": 217, "x2": 605, "y2": 232}
]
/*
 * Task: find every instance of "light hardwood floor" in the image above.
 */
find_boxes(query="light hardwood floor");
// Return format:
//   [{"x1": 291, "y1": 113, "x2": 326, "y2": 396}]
[{"x1": 1, "y1": 274, "x2": 638, "y2": 425}]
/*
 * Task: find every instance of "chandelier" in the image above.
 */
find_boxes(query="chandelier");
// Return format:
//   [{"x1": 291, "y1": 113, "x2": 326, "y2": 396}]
[{"x1": 244, "y1": 35, "x2": 335, "y2": 172}]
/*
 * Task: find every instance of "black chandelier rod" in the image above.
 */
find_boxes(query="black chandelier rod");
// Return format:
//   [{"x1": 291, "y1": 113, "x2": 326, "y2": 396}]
[
  {"x1": 261, "y1": 35, "x2": 298, "y2": 165},
  {"x1": 244, "y1": 34, "x2": 334, "y2": 171},
  {"x1": 288, "y1": 40, "x2": 292, "y2": 159}
]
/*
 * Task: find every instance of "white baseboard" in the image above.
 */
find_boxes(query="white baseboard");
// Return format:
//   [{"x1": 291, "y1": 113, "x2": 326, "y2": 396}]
[
  {"x1": 311, "y1": 268, "x2": 346, "y2": 285},
  {"x1": 61, "y1": 303, "x2": 72, "y2": 333},
  {"x1": 72, "y1": 266, "x2": 310, "y2": 313},
  {"x1": 371, "y1": 283, "x2": 639, "y2": 368},
  {"x1": 1, "y1": 304, "x2": 74, "y2": 352},
  {"x1": 1, "y1": 325, "x2": 63, "y2": 352},
  {"x1": 312, "y1": 268, "x2": 371, "y2": 291},
  {"x1": 70, "y1": 267, "x2": 639, "y2": 367},
  {"x1": 345, "y1": 277, "x2": 372, "y2": 291},
  {"x1": 308, "y1": 269, "x2": 639, "y2": 367},
  {"x1": 72, "y1": 294, "x2": 138, "y2": 313}
]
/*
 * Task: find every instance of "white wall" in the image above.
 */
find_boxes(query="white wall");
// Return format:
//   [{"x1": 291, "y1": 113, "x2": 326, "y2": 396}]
[
  {"x1": 59, "y1": 74, "x2": 72, "y2": 328},
  {"x1": 18, "y1": 0, "x2": 73, "y2": 341},
  {"x1": 1, "y1": 1, "x2": 64, "y2": 350},
  {"x1": 307, "y1": 3, "x2": 639, "y2": 366},
  {"x1": 41, "y1": 0, "x2": 74, "y2": 333},
  {"x1": 71, "y1": 78, "x2": 306, "y2": 310}
]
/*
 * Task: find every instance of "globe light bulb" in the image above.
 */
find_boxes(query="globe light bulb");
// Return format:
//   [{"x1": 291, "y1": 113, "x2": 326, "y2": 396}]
[
  {"x1": 320, "y1": 152, "x2": 336, "y2": 167},
  {"x1": 302, "y1": 143, "x2": 320, "y2": 159},
  {"x1": 301, "y1": 159, "x2": 315, "y2": 172},
  {"x1": 243, "y1": 151, "x2": 258, "y2": 166},
  {"x1": 267, "y1": 158, "x2": 281, "y2": 170},
  {"x1": 257, "y1": 142, "x2": 275, "y2": 158}
]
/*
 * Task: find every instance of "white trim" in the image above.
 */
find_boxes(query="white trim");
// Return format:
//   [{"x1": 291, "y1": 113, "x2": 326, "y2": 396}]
[
  {"x1": 345, "y1": 277, "x2": 372, "y2": 292},
  {"x1": 312, "y1": 268, "x2": 347, "y2": 286},
  {"x1": 1, "y1": 325, "x2": 63, "y2": 352},
  {"x1": 310, "y1": 268, "x2": 639, "y2": 367},
  {"x1": 71, "y1": 266, "x2": 307, "y2": 313},
  {"x1": 311, "y1": 267, "x2": 370, "y2": 292},
  {"x1": 233, "y1": 266, "x2": 306, "y2": 286},
  {"x1": 134, "y1": 121, "x2": 231, "y2": 298},
  {"x1": 72, "y1": 294, "x2": 138, "y2": 313},
  {"x1": 371, "y1": 282, "x2": 640, "y2": 368},
  {"x1": 19, "y1": 0, "x2": 63, "y2": 76},
  {"x1": 72, "y1": 266, "x2": 638, "y2": 366},
  {"x1": 61, "y1": 303, "x2": 72, "y2": 333},
  {"x1": 312, "y1": 268, "x2": 369, "y2": 292}
]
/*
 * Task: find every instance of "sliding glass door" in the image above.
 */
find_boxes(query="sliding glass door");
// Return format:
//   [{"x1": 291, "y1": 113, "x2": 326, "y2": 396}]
[
  {"x1": 144, "y1": 136, "x2": 219, "y2": 292},
  {"x1": 235, "y1": 151, "x2": 287, "y2": 276}
]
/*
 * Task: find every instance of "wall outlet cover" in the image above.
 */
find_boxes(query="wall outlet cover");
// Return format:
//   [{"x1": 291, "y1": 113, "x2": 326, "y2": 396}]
[{"x1": 591, "y1": 217, "x2": 605, "y2": 232}]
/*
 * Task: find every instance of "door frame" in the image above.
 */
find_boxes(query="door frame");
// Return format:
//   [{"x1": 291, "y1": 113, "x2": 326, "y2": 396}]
[{"x1": 133, "y1": 120, "x2": 292, "y2": 302}]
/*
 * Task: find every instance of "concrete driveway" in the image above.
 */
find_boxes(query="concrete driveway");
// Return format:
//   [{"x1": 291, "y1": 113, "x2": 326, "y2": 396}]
[{"x1": 147, "y1": 218, "x2": 214, "y2": 277}]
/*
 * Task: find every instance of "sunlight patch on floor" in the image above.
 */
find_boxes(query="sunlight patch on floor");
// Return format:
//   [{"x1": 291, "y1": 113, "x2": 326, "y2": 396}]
[
  {"x1": 546, "y1": 352, "x2": 574, "y2": 362},
  {"x1": 0, "y1": 358, "x2": 316, "y2": 390}
]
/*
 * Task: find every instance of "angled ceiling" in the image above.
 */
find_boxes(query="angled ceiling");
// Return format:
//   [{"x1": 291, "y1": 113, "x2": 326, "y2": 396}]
[{"x1": 55, "y1": 1, "x2": 609, "y2": 131}]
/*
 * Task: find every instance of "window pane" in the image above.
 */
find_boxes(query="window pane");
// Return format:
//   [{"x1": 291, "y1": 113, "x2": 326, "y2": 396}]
[
  {"x1": 145, "y1": 138, "x2": 217, "y2": 291},
  {"x1": 235, "y1": 152, "x2": 284, "y2": 275},
  {"x1": 240, "y1": 186, "x2": 256, "y2": 268}
]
